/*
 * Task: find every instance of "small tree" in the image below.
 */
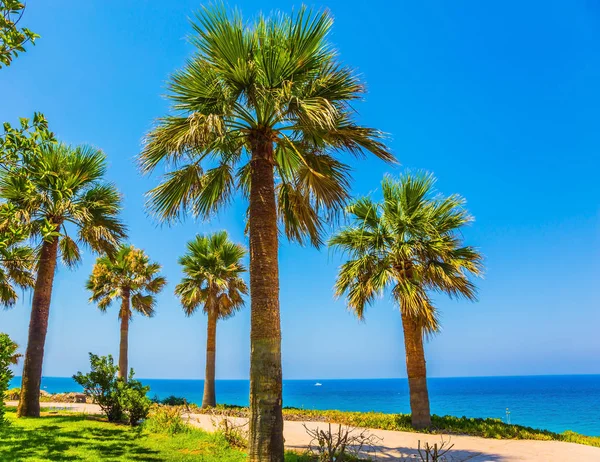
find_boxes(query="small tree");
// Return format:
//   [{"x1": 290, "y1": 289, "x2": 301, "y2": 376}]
[
  {"x1": 0, "y1": 332, "x2": 20, "y2": 426},
  {"x1": 73, "y1": 353, "x2": 152, "y2": 426},
  {"x1": 73, "y1": 353, "x2": 122, "y2": 422}
]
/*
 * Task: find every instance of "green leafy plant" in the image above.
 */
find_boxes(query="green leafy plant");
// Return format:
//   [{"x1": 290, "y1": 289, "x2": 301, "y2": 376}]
[
  {"x1": 0, "y1": 1, "x2": 39, "y2": 68},
  {"x1": 159, "y1": 395, "x2": 187, "y2": 406},
  {"x1": 0, "y1": 113, "x2": 54, "y2": 168},
  {"x1": 145, "y1": 404, "x2": 190, "y2": 435},
  {"x1": 117, "y1": 371, "x2": 151, "y2": 426},
  {"x1": 73, "y1": 353, "x2": 123, "y2": 422},
  {"x1": 73, "y1": 353, "x2": 152, "y2": 426},
  {"x1": 0, "y1": 332, "x2": 19, "y2": 426},
  {"x1": 0, "y1": 114, "x2": 54, "y2": 308}
]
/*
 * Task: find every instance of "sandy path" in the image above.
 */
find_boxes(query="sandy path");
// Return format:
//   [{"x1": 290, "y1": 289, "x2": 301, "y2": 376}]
[{"x1": 7, "y1": 402, "x2": 599, "y2": 461}]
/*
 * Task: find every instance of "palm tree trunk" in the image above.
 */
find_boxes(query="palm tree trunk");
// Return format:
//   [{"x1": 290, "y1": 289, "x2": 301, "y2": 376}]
[
  {"x1": 118, "y1": 289, "x2": 130, "y2": 381},
  {"x1": 401, "y1": 311, "x2": 432, "y2": 428},
  {"x1": 17, "y1": 237, "x2": 59, "y2": 418},
  {"x1": 248, "y1": 133, "x2": 284, "y2": 462},
  {"x1": 202, "y1": 308, "x2": 217, "y2": 408}
]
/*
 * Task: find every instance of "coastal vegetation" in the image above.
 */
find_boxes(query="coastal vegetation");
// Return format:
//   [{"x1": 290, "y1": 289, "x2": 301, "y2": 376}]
[
  {"x1": 73, "y1": 353, "x2": 152, "y2": 426},
  {"x1": 86, "y1": 245, "x2": 167, "y2": 380},
  {"x1": 0, "y1": 407, "x2": 248, "y2": 461},
  {"x1": 176, "y1": 232, "x2": 247, "y2": 408},
  {"x1": 2, "y1": 2, "x2": 595, "y2": 461},
  {"x1": 0, "y1": 333, "x2": 19, "y2": 425},
  {"x1": 137, "y1": 5, "x2": 393, "y2": 459},
  {"x1": 329, "y1": 173, "x2": 483, "y2": 428},
  {"x1": 0, "y1": 143, "x2": 127, "y2": 417},
  {"x1": 193, "y1": 404, "x2": 600, "y2": 449}
]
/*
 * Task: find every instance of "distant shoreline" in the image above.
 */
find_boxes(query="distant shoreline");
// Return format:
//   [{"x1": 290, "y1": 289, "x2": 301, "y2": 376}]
[
  {"x1": 8, "y1": 375, "x2": 600, "y2": 436},
  {"x1": 11, "y1": 373, "x2": 600, "y2": 381}
]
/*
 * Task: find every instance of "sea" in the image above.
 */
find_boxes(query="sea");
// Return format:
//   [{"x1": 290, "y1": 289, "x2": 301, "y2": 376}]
[{"x1": 9, "y1": 375, "x2": 600, "y2": 437}]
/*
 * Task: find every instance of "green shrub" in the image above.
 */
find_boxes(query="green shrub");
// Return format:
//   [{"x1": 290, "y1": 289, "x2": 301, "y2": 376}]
[
  {"x1": 160, "y1": 395, "x2": 187, "y2": 406},
  {"x1": 5, "y1": 388, "x2": 20, "y2": 400},
  {"x1": 73, "y1": 353, "x2": 153, "y2": 426},
  {"x1": 117, "y1": 371, "x2": 151, "y2": 426},
  {"x1": 0, "y1": 333, "x2": 20, "y2": 427},
  {"x1": 73, "y1": 353, "x2": 123, "y2": 422},
  {"x1": 145, "y1": 404, "x2": 190, "y2": 435}
]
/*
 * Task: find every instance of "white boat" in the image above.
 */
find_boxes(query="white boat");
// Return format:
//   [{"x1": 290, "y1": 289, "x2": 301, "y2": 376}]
[{"x1": 314, "y1": 382, "x2": 322, "y2": 386}]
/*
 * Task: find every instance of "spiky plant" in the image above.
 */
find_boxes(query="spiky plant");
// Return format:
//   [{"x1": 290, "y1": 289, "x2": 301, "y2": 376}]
[{"x1": 329, "y1": 172, "x2": 483, "y2": 429}]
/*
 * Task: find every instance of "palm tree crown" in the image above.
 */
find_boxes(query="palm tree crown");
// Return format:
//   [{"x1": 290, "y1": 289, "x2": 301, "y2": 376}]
[
  {"x1": 138, "y1": 5, "x2": 394, "y2": 245},
  {"x1": 139, "y1": 6, "x2": 392, "y2": 457},
  {"x1": 0, "y1": 142, "x2": 127, "y2": 264},
  {"x1": 330, "y1": 172, "x2": 483, "y2": 331},
  {"x1": 86, "y1": 245, "x2": 167, "y2": 318},
  {"x1": 175, "y1": 231, "x2": 247, "y2": 317}
]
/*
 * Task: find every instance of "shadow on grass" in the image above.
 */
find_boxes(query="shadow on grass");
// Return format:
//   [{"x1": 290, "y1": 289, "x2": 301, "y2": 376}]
[{"x1": 0, "y1": 412, "x2": 162, "y2": 461}]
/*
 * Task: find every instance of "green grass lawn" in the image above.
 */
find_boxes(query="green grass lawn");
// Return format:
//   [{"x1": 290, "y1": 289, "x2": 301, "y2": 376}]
[{"x1": 0, "y1": 408, "x2": 246, "y2": 462}]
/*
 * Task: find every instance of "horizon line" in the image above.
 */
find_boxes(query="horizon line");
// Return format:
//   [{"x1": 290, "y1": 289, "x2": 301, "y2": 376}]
[{"x1": 15, "y1": 372, "x2": 600, "y2": 381}]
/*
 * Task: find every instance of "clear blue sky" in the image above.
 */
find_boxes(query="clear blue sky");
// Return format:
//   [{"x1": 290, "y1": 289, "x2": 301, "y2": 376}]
[{"x1": 1, "y1": 1, "x2": 598, "y2": 380}]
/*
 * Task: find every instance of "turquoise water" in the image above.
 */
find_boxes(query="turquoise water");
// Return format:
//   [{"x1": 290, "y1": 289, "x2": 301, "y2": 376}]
[{"x1": 10, "y1": 375, "x2": 600, "y2": 436}]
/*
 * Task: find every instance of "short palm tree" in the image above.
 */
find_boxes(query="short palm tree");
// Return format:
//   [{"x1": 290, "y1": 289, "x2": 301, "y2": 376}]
[
  {"x1": 0, "y1": 142, "x2": 127, "y2": 417},
  {"x1": 329, "y1": 172, "x2": 483, "y2": 429},
  {"x1": 175, "y1": 232, "x2": 247, "y2": 408},
  {"x1": 138, "y1": 6, "x2": 393, "y2": 458},
  {"x1": 86, "y1": 245, "x2": 166, "y2": 380},
  {"x1": 0, "y1": 203, "x2": 35, "y2": 307}
]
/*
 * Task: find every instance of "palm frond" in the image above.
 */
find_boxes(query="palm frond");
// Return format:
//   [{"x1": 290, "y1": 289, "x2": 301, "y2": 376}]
[
  {"x1": 330, "y1": 172, "x2": 483, "y2": 333},
  {"x1": 176, "y1": 231, "x2": 247, "y2": 319}
]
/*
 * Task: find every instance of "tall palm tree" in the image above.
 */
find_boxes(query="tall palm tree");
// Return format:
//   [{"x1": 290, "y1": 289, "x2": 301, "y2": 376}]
[
  {"x1": 137, "y1": 7, "x2": 393, "y2": 458},
  {"x1": 329, "y1": 172, "x2": 483, "y2": 429},
  {"x1": 175, "y1": 232, "x2": 247, "y2": 408},
  {"x1": 0, "y1": 142, "x2": 127, "y2": 417},
  {"x1": 0, "y1": 203, "x2": 35, "y2": 307},
  {"x1": 86, "y1": 245, "x2": 166, "y2": 380}
]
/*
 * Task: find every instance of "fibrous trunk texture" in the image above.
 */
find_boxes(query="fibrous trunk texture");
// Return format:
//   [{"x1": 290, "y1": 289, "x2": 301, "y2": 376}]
[
  {"x1": 118, "y1": 289, "x2": 131, "y2": 381},
  {"x1": 17, "y1": 237, "x2": 59, "y2": 417},
  {"x1": 202, "y1": 308, "x2": 218, "y2": 408},
  {"x1": 248, "y1": 134, "x2": 284, "y2": 461},
  {"x1": 401, "y1": 311, "x2": 432, "y2": 429}
]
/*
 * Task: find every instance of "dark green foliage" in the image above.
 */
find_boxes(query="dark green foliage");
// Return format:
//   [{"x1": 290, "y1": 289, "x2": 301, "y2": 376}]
[
  {"x1": 117, "y1": 371, "x2": 151, "y2": 426},
  {"x1": 0, "y1": 332, "x2": 19, "y2": 425},
  {"x1": 0, "y1": 1, "x2": 39, "y2": 68},
  {"x1": 160, "y1": 395, "x2": 187, "y2": 406},
  {"x1": 73, "y1": 353, "x2": 122, "y2": 422},
  {"x1": 0, "y1": 114, "x2": 54, "y2": 307},
  {"x1": 73, "y1": 353, "x2": 152, "y2": 426},
  {"x1": 0, "y1": 113, "x2": 54, "y2": 168}
]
